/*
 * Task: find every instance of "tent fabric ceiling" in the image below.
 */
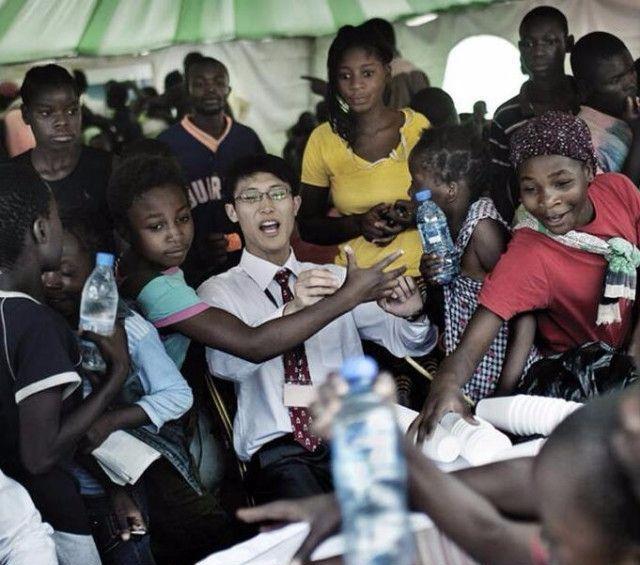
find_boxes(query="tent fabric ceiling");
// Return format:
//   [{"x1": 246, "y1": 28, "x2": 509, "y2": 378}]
[{"x1": 0, "y1": 0, "x2": 502, "y2": 64}]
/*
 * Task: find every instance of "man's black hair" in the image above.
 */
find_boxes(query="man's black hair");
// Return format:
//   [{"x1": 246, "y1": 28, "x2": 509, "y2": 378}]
[
  {"x1": 571, "y1": 32, "x2": 630, "y2": 82},
  {"x1": 184, "y1": 51, "x2": 204, "y2": 81},
  {"x1": 223, "y1": 154, "x2": 299, "y2": 203},
  {"x1": 519, "y1": 6, "x2": 569, "y2": 36},
  {"x1": 362, "y1": 18, "x2": 396, "y2": 50},
  {"x1": 187, "y1": 56, "x2": 229, "y2": 83},
  {"x1": 107, "y1": 154, "x2": 187, "y2": 230},
  {"x1": 0, "y1": 163, "x2": 52, "y2": 270},
  {"x1": 21, "y1": 64, "x2": 79, "y2": 107}
]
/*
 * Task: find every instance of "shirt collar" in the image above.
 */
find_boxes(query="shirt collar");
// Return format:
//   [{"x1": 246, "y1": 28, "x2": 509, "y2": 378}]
[
  {"x1": 238, "y1": 249, "x2": 301, "y2": 291},
  {"x1": 0, "y1": 290, "x2": 41, "y2": 304},
  {"x1": 181, "y1": 114, "x2": 233, "y2": 153}
]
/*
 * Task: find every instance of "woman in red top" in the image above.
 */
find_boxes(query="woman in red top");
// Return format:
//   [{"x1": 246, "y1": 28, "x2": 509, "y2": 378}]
[{"x1": 410, "y1": 111, "x2": 640, "y2": 439}]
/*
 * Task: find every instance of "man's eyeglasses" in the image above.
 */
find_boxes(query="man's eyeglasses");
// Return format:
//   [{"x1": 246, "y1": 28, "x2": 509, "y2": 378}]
[{"x1": 234, "y1": 186, "x2": 292, "y2": 204}]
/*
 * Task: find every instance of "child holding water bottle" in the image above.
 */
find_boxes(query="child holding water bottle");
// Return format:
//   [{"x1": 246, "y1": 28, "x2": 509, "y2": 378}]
[{"x1": 410, "y1": 125, "x2": 538, "y2": 401}]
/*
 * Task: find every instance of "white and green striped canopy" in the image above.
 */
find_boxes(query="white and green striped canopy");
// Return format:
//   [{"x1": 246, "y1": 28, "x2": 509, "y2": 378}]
[{"x1": 0, "y1": 0, "x2": 502, "y2": 64}]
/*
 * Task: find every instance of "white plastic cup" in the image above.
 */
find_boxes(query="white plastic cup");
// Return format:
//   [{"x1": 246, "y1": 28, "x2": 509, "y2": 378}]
[
  {"x1": 508, "y1": 395, "x2": 583, "y2": 436},
  {"x1": 440, "y1": 413, "x2": 512, "y2": 465},
  {"x1": 422, "y1": 424, "x2": 461, "y2": 463},
  {"x1": 475, "y1": 397, "x2": 515, "y2": 430},
  {"x1": 393, "y1": 404, "x2": 461, "y2": 463}
]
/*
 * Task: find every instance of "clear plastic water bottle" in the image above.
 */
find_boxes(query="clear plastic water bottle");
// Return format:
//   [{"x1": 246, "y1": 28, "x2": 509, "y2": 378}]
[
  {"x1": 79, "y1": 253, "x2": 118, "y2": 373},
  {"x1": 415, "y1": 189, "x2": 459, "y2": 285},
  {"x1": 331, "y1": 356, "x2": 414, "y2": 565}
]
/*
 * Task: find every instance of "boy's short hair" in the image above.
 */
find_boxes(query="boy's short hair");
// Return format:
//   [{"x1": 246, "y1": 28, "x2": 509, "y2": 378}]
[
  {"x1": 223, "y1": 154, "x2": 299, "y2": 203},
  {"x1": 571, "y1": 32, "x2": 630, "y2": 82},
  {"x1": 519, "y1": 6, "x2": 568, "y2": 36},
  {"x1": 0, "y1": 163, "x2": 52, "y2": 270},
  {"x1": 21, "y1": 64, "x2": 78, "y2": 107},
  {"x1": 107, "y1": 154, "x2": 187, "y2": 229}
]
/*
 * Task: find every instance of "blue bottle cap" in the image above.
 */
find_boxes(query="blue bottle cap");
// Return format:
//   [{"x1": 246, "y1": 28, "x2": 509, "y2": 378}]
[
  {"x1": 415, "y1": 189, "x2": 432, "y2": 202},
  {"x1": 341, "y1": 355, "x2": 378, "y2": 390},
  {"x1": 96, "y1": 252, "x2": 115, "y2": 267}
]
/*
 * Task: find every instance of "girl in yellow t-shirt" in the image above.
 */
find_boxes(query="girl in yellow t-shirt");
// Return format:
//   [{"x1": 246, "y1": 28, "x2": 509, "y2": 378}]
[{"x1": 299, "y1": 24, "x2": 428, "y2": 276}]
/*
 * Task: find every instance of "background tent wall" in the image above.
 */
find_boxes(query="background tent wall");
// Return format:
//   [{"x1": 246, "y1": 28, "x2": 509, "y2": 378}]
[{"x1": 1, "y1": 0, "x2": 639, "y2": 153}]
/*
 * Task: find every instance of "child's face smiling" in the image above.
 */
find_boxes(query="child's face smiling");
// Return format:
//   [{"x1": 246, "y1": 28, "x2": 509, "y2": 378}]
[
  {"x1": 126, "y1": 184, "x2": 194, "y2": 271},
  {"x1": 586, "y1": 51, "x2": 637, "y2": 118},
  {"x1": 42, "y1": 231, "x2": 91, "y2": 323},
  {"x1": 518, "y1": 154, "x2": 594, "y2": 235},
  {"x1": 337, "y1": 47, "x2": 388, "y2": 114},
  {"x1": 23, "y1": 85, "x2": 81, "y2": 150}
]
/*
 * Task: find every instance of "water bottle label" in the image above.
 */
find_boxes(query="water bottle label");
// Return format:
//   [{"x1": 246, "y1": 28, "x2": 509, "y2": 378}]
[
  {"x1": 427, "y1": 235, "x2": 442, "y2": 244},
  {"x1": 79, "y1": 317, "x2": 114, "y2": 336}
]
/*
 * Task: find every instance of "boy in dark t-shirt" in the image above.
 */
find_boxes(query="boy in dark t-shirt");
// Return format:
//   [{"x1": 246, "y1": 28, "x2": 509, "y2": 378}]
[
  {"x1": 158, "y1": 56, "x2": 265, "y2": 285},
  {"x1": 488, "y1": 6, "x2": 577, "y2": 222},
  {"x1": 0, "y1": 163, "x2": 129, "y2": 563},
  {"x1": 12, "y1": 64, "x2": 114, "y2": 249}
]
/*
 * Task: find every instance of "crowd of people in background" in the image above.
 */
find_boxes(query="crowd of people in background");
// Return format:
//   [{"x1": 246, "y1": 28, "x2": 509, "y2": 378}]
[{"x1": 2, "y1": 5, "x2": 640, "y2": 565}]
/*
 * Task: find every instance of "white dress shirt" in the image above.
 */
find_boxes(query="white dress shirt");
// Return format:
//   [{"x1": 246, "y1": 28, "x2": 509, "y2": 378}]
[
  {"x1": 197, "y1": 250, "x2": 437, "y2": 461},
  {"x1": 0, "y1": 469, "x2": 57, "y2": 565}
]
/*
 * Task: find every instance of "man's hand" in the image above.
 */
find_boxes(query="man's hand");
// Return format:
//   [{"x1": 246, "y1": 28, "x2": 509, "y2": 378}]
[
  {"x1": 109, "y1": 487, "x2": 147, "y2": 541},
  {"x1": 310, "y1": 371, "x2": 396, "y2": 440},
  {"x1": 388, "y1": 199, "x2": 416, "y2": 229},
  {"x1": 284, "y1": 269, "x2": 341, "y2": 316},
  {"x1": 407, "y1": 376, "x2": 475, "y2": 444},
  {"x1": 82, "y1": 412, "x2": 115, "y2": 453},
  {"x1": 357, "y1": 203, "x2": 403, "y2": 245},
  {"x1": 341, "y1": 246, "x2": 406, "y2": 305},
  {"x1": 378, "y1": 276, "x2": 423, "y2": 319},
  {"x1": 237, "y1": 494, "x2": 341, "y2": 564}
]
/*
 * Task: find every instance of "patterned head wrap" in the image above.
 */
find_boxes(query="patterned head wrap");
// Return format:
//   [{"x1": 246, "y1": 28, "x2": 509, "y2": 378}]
[{"x1": 510, "y1": 111, "x2": 597, "y2": 173}]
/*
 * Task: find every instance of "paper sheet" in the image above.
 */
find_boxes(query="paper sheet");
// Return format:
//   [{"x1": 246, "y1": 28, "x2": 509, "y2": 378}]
[{"x1": 92, "y1": 430, "x2": 161, "y2": 485}]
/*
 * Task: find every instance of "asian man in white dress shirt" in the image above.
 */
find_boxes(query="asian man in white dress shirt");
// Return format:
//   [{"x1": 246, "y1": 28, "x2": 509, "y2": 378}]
[{"x1": 197, "y1": 154, "x2": 437, "y2": 503}]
